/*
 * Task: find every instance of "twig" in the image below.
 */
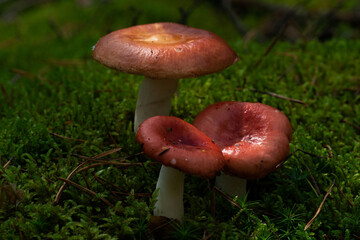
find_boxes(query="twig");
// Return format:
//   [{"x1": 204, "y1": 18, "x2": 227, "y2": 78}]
[
  {"x1": 90, "y1": 171, "x2": 118, "y2": 197},
  {"x1": 335, "y1": 183, "x2": 354, "y2": 207},
  {"x1": 178, "y1": 0, "x2": 202, "y2": 25},
  {"x1": 289, "y1": 148, "x2": 327, "y2": 159},
  {"x1": 1, "y1": 84, "x2": 9, "y2": 106},
  {"x1": 11, "y1": 68, "x2": 53, "y2": 85},
  {"x1": 304, "y1": 179, "x2": 335, "y2": 230},
  {"x1": 70, "y1": 151, "x2": 143, "y2": 161},
  {"x1": 250, "y1": 88, "x2": 308, "y2": 106},
  {"x1": 353, "y1": 234, "x2": 360, "y2": 239},
  {"x1": 49, "y1": 132, "x2": 87, "y2": 143},
  {"x1": 276, "y1": 54, "x2": 298, "y2": 82},
  {"x1": 302, "y1": 158, "x2": 321, "y2": 196},
  {"x1": 253, "y1": 19, "x2": 288, "y2": 68},
  {"x1": 15, "y1": 214, "x2": 24, "y2": 240},
  {"x1": 80, "y1": 172, "x2": 91, "y2": 189},
  {"x1": 276, "y1": 148, "x2": 327, "y2": 170},
  {"x1": 55, "y1": 149, "x2": 146, "y2": 204},
  {"x1": 91, "y1": 171, "x2": 151, "y2": 197},
  {"x1": 221, "y1": 0, "x2": 248, "y2": 35},
  {"x1": 76, "y1": 162, "x2": 154, "y2": 174},
  {"x1": 213, "y1": 186, "x2": 242, "y2": 210},
  {"x1": 211, "y1": 186, "x2": 216, "y2": 218},
  {"x1": 54, "y1": 160, "x2": 90, "y2": 204},
  {"x1": 92, "y1": 148, "x2": 122, "y2": 159},
  {"x1": 57, "y1": 177, "x2": 114, "y2": 208},
  {"x1": 201, "y1": 232, "x2": 214, "y2": 240},
  {"x1": 3, "y1": 155, "x2": 14, "y2": 169},
  {"x1": 46, "y1": 58, "x2": 86, "y2": 66},
  {"x1": 342, "y1": 119, "x2": 360, "y2": 131},
  {"x1": 111, "y1": 191, "x2": 151, "y2": 197},
  {"x1": 323, "y1": 145, "x2": 333, "y2": 158},
  {"x1": 1, "y1": 0, "x2": 53, "y2": 21}
]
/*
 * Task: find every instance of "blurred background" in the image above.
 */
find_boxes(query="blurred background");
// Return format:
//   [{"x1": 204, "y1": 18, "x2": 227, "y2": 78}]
[
  {"x1": 1, "y1": 0, "x2": 360, "y2": 40},
  {"x1": 1, "y1": 0, "x2": 360, "y2": 76}
]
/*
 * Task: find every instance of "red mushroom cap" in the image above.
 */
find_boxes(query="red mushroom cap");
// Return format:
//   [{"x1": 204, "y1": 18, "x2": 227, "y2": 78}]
[
  {"x1": 136, "y1": 116, "x2": 224, "y2": 178},
  {"x1": 93, "y1": 22, "x2": 238, "y2": 80},
  {"x1": 193, "y1": 101, "x2": 292, "y2": 179}
]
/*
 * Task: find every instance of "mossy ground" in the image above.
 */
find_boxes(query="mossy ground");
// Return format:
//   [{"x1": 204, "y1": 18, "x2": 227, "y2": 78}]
[{"x1": 0, "y1": 0, "x2": 359, "y2": 239}]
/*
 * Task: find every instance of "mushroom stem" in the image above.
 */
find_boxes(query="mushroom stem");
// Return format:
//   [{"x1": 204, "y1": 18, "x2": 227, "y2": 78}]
[
  {"x1": 134, "y1": 77, "x2": 179, "y2": 131},
  {"x1": 154, "y1": 165, "x2": 185, "y2": 221},
  {"x1": 215, "y1": 172, "x2": 247, "y2": 197}
]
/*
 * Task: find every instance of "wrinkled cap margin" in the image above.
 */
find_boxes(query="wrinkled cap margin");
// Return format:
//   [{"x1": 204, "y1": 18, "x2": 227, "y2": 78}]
[
  {"x1": 136, "y1": 116, "x2": 225, "y2": 178},
  {"x1": 193, "y1": 101, "x2": 292, "y2": 179}
]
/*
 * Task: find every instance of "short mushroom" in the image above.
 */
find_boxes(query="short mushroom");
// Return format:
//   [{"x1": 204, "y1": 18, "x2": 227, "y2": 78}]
[
  {"x1": 136, "y1": 116, "x2": 224, "y2": 220},
  {"x1": 92, "y1": 22, "x2": 238, "y2": 131},
  {"x1": 193, "y1": 101, "x2": 292, "y2": 197}
]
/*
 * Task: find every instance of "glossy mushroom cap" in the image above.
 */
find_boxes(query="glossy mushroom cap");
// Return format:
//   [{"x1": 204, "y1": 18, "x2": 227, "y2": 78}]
[
  {"x1": 136, "y1": 116, "x2": 224, "y2": 178},
  {"x1": 93, "y1": 22, "x2": 239, "y2": 80},
  {"x1": 193, "y1": 101, "x2": 292, "y2": 179}
]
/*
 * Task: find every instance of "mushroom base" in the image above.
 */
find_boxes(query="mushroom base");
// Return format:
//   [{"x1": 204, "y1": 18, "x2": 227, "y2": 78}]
[
  {"x1": 215, "y1": 172, "x2": 247, "y2": 197},
  {"x1": 154, "y1": 165, "x2": 185, "y2": 221}
]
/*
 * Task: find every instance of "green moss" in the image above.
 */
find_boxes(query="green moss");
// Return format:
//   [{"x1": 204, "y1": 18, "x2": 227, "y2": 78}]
[{"x1": 0, "y1": 0, "x2": 359, "y2": 239}]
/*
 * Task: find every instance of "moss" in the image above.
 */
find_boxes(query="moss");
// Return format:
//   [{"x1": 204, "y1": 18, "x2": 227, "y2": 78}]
[{"x1": 0, "y1": 0, "x2": 359, "y2": 238}]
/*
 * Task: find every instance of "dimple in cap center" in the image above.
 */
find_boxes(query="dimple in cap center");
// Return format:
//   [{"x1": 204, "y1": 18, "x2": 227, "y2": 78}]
[{"x1": 133, "y1": 33, "x2": 185, "y2": 44}]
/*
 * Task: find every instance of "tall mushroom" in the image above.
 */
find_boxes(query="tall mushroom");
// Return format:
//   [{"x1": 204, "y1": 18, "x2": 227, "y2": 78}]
[
  {"x1": 193, "y1": 101, "x2": 292, "y2": 197},
  {"x1": 92, "y1": 22, "x2": 239, "y2": 131},
  {"x1": 93, "y1": 22, "x2": 238, "y2": 219},
  {"x1": 136, "y1": 116, "x2": 224, "y2": 220}
]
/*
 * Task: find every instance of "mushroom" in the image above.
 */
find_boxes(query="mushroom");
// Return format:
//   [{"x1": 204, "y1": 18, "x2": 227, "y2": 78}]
[
  {"x1": 136, "y1": 116, "x2": 224, "y2": 220},
  {"x1": 193, "y1": 101, "x2": 292, "y2": 197},
  {"x1": 92, "y1": 22, "x2": 239, "y2": 131}
]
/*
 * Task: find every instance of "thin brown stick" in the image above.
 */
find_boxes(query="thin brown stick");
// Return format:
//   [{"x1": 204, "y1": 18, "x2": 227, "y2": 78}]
[
  {"x1": 57, "y1": 177, "x2": 114, "y2": 208},
  {"x1": 342, "y1": 119, "x2": 360, "y2": 131},
  {"x1": 49, "y1": 132, "x2": 87, "y2": 143},
  {"x1": 271, "y1": 229, "x2": 281, "y2": 240},
  {"x1": 70, "y1": 151, "x2": 143, "y2": 161},
  {"x1": 90, "y1": 172, "x2": 117, "y2": 197},
  {"x1": 76, "y1": 162, "x2": 154, "y2": 174},
  {"x1": 54, "y1": 149, "x2": 140, "y2": 204},
  {"x1": 3, "y1": 155, "x2": 14, "y2": 169},
  {"x1": 10, "y1": 68, "x2": 53, "y2": 85},
  {"x1": 213, "y1": 186, "x2": 242, "y2": 210},
  {"x1": 201, "y1": 232, "x2": 214, "y2": 240},
  {"x1": 80, "y1": 172, "x2": 91, "y2": 190},
  {"x1": 90, "y1": 172, "x2": 151, "y2": 198},
  {"x1": 211, "y1": 187, "x2": 216, "y2": 218},
  {"x1": 92, "y1": 148, "x2": 122, "y2": 159},
  {"x1": 304, "y1": 179, "x2": 335, "y2": 230},
  {"x1": 290, "y1": 148, "x2": 327, "y2": 159},
  {"x1": 250, "y1": 88, "x2": 308, "y2": 106},
  {"x1": 335, "y1": 183, "x2": 354, "y2": 207},
  {"x1": 302, "y1": 158, "x2": 321, "y2": 196},
  {"x1": 149, "y1": 217, "x2": 178, "y2": 234},
  {"x1": 46, "y1": 58, "x2": 86, "y2": 66},
  {"x1": 221, "y1": 0, "x2": 248, "y2": 35},
  {"x1": 54, "y1": 160, "x2": 90, "y2": 204},
  {"x1": 323, "y1": 145, "x2": 333, "y2": 158},
  {"x1": 253, "y1": 20, "x2": 288, "y2": 69},
  {"x1": 15, "y1": 214, "x2": 24, "y2": 240},
  {"x1": 353, "y1": 234, "x2": 360, "y2": 239},
  {"x1": 90, "y1": 173, "x2": 126, "y2": 192},
  {"x1": 111, "y1": 191, "x2": 151, "y2": 197}
]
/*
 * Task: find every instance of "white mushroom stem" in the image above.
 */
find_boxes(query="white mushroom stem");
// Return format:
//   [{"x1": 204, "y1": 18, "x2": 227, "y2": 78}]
[
  {"x1": 216, "y1": 172, "x2": 247, "y2": 197},
  {"x1": 134, "y1": 77, "x2": 184, "y2": 220},
  {"x1": 134, "y1": 77, "x2": 179, "y2": 131},
  {"x1": 153, "y1": 166, "x2": 185, "y2": 220}
]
